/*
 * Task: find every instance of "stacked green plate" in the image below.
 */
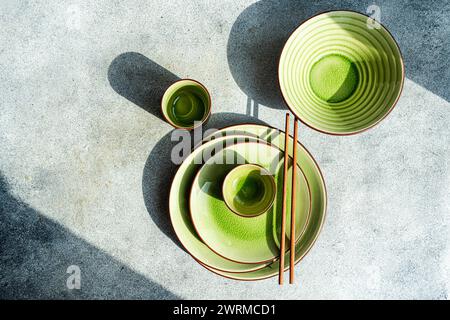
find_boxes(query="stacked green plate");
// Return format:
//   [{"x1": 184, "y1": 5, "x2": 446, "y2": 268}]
[
  {"x1": 279, "y1": 11, "x2": 404, "y2": 135},
  {"x1": 169, "y1": 124, "x2": 327, "y2": 280}
]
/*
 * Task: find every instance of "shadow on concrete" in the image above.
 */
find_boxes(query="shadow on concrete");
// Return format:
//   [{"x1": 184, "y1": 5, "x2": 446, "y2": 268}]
[
  {"x1": 108, "y1": 52, "x2": 180, "y2": 120},
  {"x1": 142, "y1": 112, "x2": 267, "y2": 249},
  {"x1": 0, "y1": 172, "x2": 179, "y2": 299},
  {"x1": 227, "y1": 0, "x2": 449, "y2": 107}
]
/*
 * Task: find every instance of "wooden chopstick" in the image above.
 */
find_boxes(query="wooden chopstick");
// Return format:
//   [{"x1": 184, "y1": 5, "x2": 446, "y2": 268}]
[
  {"x1": 279, "y1": 113, "x2": 290, "y2": 285},
  {"x1": 289, "y1": 117, "x2": 299, "y2": 284}
]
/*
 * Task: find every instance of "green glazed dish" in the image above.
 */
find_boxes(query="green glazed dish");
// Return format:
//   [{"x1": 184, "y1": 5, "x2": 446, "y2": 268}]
[
  {"x1": 223, "y1": 164, "x2": 276, "y2": 218},
  {"x1": 279, "y1": 10, "x2": 404, "y2": 135},
  {"x1": 168, "y1": 124, "x2": 327, "y2": 280},
  {"x1": 161, "y1": 79, "x2": 211, "y2": 130},
  {"x1": 189, "y1": 141, "x2": 309, "y2": 264}
]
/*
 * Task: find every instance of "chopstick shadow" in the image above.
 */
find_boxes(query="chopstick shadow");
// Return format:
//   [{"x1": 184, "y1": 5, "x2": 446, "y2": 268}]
[
  {"x1": 0, "y1": 172, "x2": 179, "y2": 299},
  {"x1": 142, "y1": 112, "x2": 268, "y2": 250},
  {"x1": 228, "y1": 0, "x2": 450, "y2": 106},
  {"x1": 107, "y1": 52, "x2": 180, "y2": 120}
]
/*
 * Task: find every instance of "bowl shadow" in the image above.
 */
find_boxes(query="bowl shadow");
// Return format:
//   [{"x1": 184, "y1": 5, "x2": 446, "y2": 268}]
[{"x1": 108, "y1": 52, "x2": 180, "y2": 121}]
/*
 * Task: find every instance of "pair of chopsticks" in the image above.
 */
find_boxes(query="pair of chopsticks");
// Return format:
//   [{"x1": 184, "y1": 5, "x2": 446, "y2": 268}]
[{"x1": 279, "y1": 113, "x2": 299, "y2": 285}]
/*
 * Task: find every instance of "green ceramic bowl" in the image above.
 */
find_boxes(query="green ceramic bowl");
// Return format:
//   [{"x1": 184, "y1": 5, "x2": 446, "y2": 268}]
[
  {"x1": 223, "y1": 164, "x2": 276, "y2": 217},
  {"x1": 279, "y1": 10, "x2": 404, "y2": 135},
  {"x1": 161, "y1": 79, "x2": 211, "y2": 130}
]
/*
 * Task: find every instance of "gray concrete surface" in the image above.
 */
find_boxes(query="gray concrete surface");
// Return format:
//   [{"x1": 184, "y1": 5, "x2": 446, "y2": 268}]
[{"x1": 0, "y1": 0, "x2": 449, "y2": 299}]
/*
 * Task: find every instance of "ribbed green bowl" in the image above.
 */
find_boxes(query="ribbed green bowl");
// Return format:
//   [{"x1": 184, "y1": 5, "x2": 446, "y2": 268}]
[{"x1": 279, "y1": 11, "x2": 404, "y2": 135}]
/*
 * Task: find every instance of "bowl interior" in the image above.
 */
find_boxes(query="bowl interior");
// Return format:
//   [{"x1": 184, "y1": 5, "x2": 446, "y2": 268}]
[
  {"x1": 161, "y1": 79, "x2": 211, "y2": 129},
  {"x1": 279, "y1": 11, "x2": 404, "y2": 135},
  {"x1": 223, "y1": 164, "x2": 276, "y2": 217}
]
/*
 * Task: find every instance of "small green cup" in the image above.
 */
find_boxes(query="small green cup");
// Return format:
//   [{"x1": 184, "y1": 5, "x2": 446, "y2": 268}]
[
  {"x1": 222, "y1": 164, "x2": 276, "y2": 217},
  {"x1": 161, "y1": 79, "x2": 211, "y2": 130}
]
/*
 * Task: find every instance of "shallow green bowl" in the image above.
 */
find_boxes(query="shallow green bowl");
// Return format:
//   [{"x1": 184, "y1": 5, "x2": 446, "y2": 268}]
[
  {"x1": 223, "y1": 164, "x2": 276, "y2": 218},
  {"x1": 279, "y1": 10, "x2": 404, "y2": 135}
]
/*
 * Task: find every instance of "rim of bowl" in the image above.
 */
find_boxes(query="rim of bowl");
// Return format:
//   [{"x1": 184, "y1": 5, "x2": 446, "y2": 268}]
[
  {"x1": 160, "y1": 78, "x2": 212, "y2": 131},
  {"x1": 277, "y1": 9, "x2": 405, "y2": 136},
  {"x1": 222, "y1": 163, "x2": 277, "y2": 218}
]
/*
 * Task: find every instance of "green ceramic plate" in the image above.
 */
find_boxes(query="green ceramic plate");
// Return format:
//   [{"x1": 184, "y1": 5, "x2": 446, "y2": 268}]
[
  {"x1": 198, "y1": 124, "x2": 327, "y2": 280},
  {"x1": 279, "y1": 10, "x2": 404, "y2": 135},
  {"x1": 189, "y1": 141, "x2": 310, "y2": 264}
]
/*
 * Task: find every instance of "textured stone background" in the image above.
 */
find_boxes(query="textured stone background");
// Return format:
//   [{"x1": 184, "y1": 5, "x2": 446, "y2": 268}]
[{"x1": 0, "y1": 0, "x2": 449, "y2": 299}]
